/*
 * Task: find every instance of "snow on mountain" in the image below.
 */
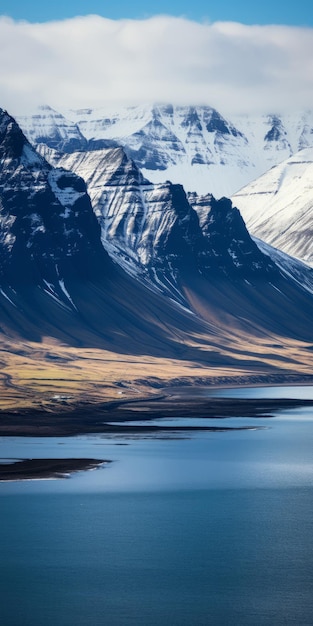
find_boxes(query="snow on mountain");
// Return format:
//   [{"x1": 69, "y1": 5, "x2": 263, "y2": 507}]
[
  {"x1": 0, "y1": 108, "x2": 111, "y2": 304},
  {"x1": 37, "y1": 146, "x2": 154, "y2": 278},
  {"x1": 2, "y1": 108, "x2": 313, "y2": 367},
  {"x1": 17, "y1": 104, "x2": 313, "y2": 198},
  {"x1": 2, "y1": 108, "x2": 219, "y2": 355},
  {"x1": 254, "y1": 237, "x2": 313, "y2": 296},
  {"x1": 232, "y1": 147, "x2": 313, "y2": 265},
  {"x1": 39, "y1": 144, "x2": 278, "y2": 306},
  {"x1": 16, "y1": 105, "x2": 88, "y2": 153},
  {"x1": 36, "y1": 141, "x2": 313, "y2": 346}
]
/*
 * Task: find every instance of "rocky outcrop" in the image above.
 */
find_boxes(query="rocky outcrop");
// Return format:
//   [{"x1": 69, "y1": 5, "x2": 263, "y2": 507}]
[{"x1": 0, "y1": 108, "x2": 111, "y2": 295}]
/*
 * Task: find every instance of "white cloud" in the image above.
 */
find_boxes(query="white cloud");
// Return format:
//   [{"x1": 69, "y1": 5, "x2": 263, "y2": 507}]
[{"x1": 0, "y1": 15, "x2": 313, "y2": 116}]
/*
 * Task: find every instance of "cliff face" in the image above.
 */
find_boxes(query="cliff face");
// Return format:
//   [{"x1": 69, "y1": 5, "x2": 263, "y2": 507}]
[
  {"x1": 43, "y1": 146, "x2": 277, "y2": 306},
  {"x1": 0, "y1": 108, "x2": 111, "y2": 293}
]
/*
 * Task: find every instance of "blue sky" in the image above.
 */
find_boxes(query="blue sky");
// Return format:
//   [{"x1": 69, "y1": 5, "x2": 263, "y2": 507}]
[{"x1": 1, "y1": 0, "x2": 313, "y2": 26}]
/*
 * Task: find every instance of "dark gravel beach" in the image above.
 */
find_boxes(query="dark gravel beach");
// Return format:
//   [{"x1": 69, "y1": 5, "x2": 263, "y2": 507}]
[
  {"x1": 0, "y1": 458, "x2": 109, "y2": 481},
  {"x1": 1, "y1": 391, "x2": 313, "y2": 437}
]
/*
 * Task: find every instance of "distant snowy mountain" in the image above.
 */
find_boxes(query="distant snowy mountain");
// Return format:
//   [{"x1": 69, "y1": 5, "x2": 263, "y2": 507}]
[
  {"x1": 17, "y1": 104, "x2": 313, "y2": 198},
  {"x1": 232, "y1": 147, "x2": 313, "y2": 265},
  {"x1": 16, "y1": 105, "x2": 88, "y2": 153}
]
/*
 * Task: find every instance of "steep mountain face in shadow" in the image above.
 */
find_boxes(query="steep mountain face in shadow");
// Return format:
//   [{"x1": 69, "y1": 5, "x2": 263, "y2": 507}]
[
  {"x1": 0, "y1": 109, "x2": 111, "y2": 289},
  {"x1": 0, "y1": 109, "x2": 254, "y2": 369},
  {"x1": 0, "y1": 109, "x2": 313, "y2": 380},
  {"x1": 41, "y1": 147, "x2": 275, "y2": 281},
  {"x1": 38, "y1": 143, "x2": 313, "y2": 343},
  {"x1": 0, "y1": 109, "x2": 211, "y2": 357}
]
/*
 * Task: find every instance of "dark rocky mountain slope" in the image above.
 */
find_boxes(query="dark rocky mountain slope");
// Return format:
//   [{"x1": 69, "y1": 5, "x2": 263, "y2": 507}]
[{"x1": 0, "y1": 109, "x2": 312, "y2": 394}]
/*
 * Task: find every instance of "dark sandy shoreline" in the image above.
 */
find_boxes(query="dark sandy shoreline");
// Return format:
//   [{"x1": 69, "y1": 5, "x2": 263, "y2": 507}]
[
  {"x1": 0, "y1": 458, "x2": 109, "y2": 481},
  {"x1": 1, "y1": 390, "x2": 313, "y2": 437},
  {"x1": 1, "y1": 380, "x2": 313, "y2": 481}
]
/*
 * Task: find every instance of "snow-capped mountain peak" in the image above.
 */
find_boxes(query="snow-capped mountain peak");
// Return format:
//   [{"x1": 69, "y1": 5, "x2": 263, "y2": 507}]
[{"x1": 16, "y1": 103, "x2": 313, "y2": 198}]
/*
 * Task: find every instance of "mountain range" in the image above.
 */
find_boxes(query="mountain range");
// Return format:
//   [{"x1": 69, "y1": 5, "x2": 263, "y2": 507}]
[
  {"x1": 17, "y1": 104, "x2": 313, "y2": 198},
  {"x1": 0, "y1": 106, "x2": 313, "y2": 412}
]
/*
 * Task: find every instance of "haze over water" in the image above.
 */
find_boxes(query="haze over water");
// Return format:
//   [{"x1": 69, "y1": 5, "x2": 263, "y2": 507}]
[{"x1": 1, "y1": 386, "x2": 313, "y2": 625}]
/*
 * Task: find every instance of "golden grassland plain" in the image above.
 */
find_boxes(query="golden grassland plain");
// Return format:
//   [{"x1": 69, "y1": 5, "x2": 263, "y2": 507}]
[{"x1": 0, "y1": 328, "x2": 312, "y2": 414}]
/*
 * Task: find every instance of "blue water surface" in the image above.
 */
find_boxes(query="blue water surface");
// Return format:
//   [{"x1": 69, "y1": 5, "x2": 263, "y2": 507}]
[{"x1": 1, "y1": 386, "x2": 313, "y2": 625}]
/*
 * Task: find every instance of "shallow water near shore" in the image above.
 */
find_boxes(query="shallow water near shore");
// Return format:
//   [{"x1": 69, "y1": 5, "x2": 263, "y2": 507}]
[{"x1": 1, "y1": 386, "x2": 313, "y2": 625}]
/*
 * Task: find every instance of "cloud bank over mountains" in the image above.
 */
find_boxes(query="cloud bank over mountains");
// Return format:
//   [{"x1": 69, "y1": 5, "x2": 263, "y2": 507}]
[{"x1": 1, "y1": 15, "x2": 313, "y2": 115}]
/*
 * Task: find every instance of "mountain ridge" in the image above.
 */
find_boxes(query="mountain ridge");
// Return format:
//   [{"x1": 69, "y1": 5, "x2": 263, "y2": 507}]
[
  {"x1": 1, "y1": 107, "x2": 313, "y2": 414},
  {"x1": 16, "y1": 103, "x2": 313, "y2": 198},
  {"x1": 35, "y1": 139, "x2": 313, "y2": 345}
]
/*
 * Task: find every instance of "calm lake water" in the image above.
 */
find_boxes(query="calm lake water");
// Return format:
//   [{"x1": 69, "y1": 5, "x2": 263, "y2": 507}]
[{"x1": 1, "y1": 386, "x2": 313, "y2": 625}]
